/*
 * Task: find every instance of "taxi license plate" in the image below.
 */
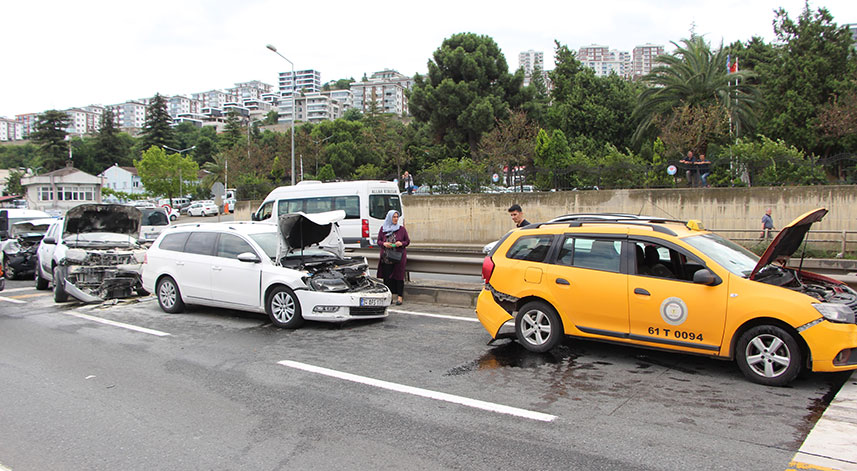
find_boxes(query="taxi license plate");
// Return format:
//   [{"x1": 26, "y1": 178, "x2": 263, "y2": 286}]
[{"x1": 360, "y1": 297, "x2": 385, "y2": 306}]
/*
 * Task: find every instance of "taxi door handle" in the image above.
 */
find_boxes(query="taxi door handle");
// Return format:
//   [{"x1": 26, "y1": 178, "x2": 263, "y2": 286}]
[
  {"x1": 555, "y1": 278, "x2": 570, "y2": 285},
  {"x1": 634, "y1": 288, "x2": 650, "y2": 296}
]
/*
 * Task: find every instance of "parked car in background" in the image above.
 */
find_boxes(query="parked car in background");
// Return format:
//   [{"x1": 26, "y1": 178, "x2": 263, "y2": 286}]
[
  {"x1": 139, "y1": 207, "x2": 171, "y2": 242},
  {"x1": 142, "y1": 210, "x2": 392, "y2": 328},
  {"x1": 187, "y1": 201, "x2": 219, "y2": 217},
  {"x1": 1, "y1": 218, "x2": 54, "y2": 279},
  {"x1": 35, "y1": 204, "x2": 147, "y2": 303}
]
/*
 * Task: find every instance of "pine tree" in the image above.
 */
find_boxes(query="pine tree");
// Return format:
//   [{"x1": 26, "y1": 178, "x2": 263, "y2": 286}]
[
  {"x1": 139, "y1": 93, "x2": 174, "y2": 152},
  {"x1": 29, "y1": 110, "x2": 71, "y2": 171}
]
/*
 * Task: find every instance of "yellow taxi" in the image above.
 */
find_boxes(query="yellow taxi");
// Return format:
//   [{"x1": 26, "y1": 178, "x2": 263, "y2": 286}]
[{"x1": 476, "y1": 209, "x2": 857, "y2": 386}]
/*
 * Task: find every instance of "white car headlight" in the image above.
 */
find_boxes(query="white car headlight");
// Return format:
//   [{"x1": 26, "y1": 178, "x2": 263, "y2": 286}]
[
  {"x1": 64, "y1": 248, "x2": 88, "y2": 264},
  {"x1": 813, "y1": 303, "x2": 856, "y2": 324},
  {"x1": 309, "y1": 277, "x2": 350, "y2": 292}
]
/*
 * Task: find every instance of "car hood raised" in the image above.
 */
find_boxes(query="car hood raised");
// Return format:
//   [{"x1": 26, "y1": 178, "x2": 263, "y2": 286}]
[
  {"x1": 11, "y1": 218, "x2": 55, "y2": 237},
  {"x1": 750, "y1": 207, "x2": 827, "y2": 280},
  {"x1": 277, "y1": 210, "x2": 345, "y2": 259},
  {"x1": 63, "y1": 204, "x2": 142, "y2": 238}
]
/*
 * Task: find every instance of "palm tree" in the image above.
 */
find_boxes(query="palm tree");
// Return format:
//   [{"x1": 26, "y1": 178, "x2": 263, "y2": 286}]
[
  {"x1": 201, "y1": 152, "x2": 227, "y2": 189},
  {"x1": 632, "y1": 36, "x2": 760, "y2": 151}
]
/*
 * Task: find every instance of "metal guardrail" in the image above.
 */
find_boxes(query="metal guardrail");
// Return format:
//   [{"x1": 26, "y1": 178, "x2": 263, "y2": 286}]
[{"x1": 349, "y1": 245, "x2": 857, "y2": 278}]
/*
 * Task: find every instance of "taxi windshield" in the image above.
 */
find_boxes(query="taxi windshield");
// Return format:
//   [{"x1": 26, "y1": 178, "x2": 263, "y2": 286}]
[{"x1": 683, "y1": 233, "x2": 759, "y2": 277}]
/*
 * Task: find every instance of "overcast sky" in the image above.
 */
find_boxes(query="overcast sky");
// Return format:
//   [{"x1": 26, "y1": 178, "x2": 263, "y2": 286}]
[{"x1": 2, "y1": 0, "x2": 855, "y2": 119}]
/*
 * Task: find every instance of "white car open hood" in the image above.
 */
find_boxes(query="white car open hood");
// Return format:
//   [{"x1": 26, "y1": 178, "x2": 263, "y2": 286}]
[
  {"x1": 63, "y1": 204, "x2": 142, "y2": 238},
  {"x1": 276, "y1": 210, "x2": 346, "y2": 259}
]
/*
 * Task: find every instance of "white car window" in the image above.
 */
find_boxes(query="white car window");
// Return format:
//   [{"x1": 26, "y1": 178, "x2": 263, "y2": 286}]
[{"x1": 216, "y1": 234, "x2": 255, "y2": 259}]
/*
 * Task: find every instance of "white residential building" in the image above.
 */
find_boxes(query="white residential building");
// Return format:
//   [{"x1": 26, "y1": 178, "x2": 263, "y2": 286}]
[
  {"x1": 108, "y1": 101, "x2": 147, "y2": 131},
  {"x1": 519, "y1": 50, "x2": 546, "y2": 86},
  {"x1": 15, "y1": 113, "x2": 39, "y2": 138},
  {"x1": 65, "y1": 108, "x2": 101, "y2": 136},
  {"x1": 229, "y1": 81, "x2": 275, "y2": 102},
  {"x1": 278, "y1": 91, "x2": 342, "y2": 123},
  {"x1": 328, "y1": 89, "x2": 353, "y2": 111},
  {"x1": 350, "y1": 70, "x2": 411, "y2": 115},
  {"x1": 167, "y1": 95, "x2": 201, "y2": 119},
  {"x1": 632, "y1": 44, "x2": 665, "y2": 79},
  {"x1": 0, "y1": 118, "x2": 23, "y2": 141},
  {"x1": 192, "y1": 90, "x2": 234, "y2": 109},
  {"x1": 21, "y1": 162, "x2": 102, "y2": 213},
  {"x1": 578, "y1": 45, "x2": 632, "y2": 78},
  {"x1": 277, "y1": 70, "x2": 321, "y2": 94},
  {"x1": 99, "y1": 164, "x2": 145, "y2": 195}
]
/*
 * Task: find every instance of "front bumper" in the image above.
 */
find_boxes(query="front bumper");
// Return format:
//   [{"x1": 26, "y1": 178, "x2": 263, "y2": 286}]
[
  {"x1": 801, "y1": 320, "x2": 857, "y2": 372},
  {"x1": 63, "y1": 264, "x2": 144, "y2": 303},
  {"x1": 476, "y1": 288, "x2": 514, "y2": 338},
  {"x1": 6, "y1": 253, "x2": 36, "y2": 276},
  {"x1": 296, "y1": 289, "x2": 392, "y2": 322}
]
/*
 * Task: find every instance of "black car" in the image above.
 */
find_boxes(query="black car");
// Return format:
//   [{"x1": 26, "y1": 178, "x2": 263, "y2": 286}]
[{"x1": 2, "y1": 218, "x2": 53, "y2": 280}]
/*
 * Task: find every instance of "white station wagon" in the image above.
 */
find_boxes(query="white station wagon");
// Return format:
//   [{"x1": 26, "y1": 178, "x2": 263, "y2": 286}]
[{"x1": 141, "y1": 210, "x2": 392, "y2": 328}]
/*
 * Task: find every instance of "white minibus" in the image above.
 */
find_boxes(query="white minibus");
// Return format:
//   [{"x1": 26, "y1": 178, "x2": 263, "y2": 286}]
[{"x1": 251, "y1": 180, "x2": 403, "y2": 247}]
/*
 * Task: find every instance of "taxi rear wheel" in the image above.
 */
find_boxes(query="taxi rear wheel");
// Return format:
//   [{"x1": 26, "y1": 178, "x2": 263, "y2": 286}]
[
  {"x1": 735, "y1": 325, "x2": 802, "y2": 387},
  {"x1": 515, "y1": 301, "x2": 563, "y2": 353}
]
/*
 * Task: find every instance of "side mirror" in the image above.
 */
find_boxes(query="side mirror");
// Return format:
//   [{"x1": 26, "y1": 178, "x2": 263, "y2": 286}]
[
  {"x1": 250, "y1": 212, "x2": 258, "y2": 221},
  {"x1": 42, "y1": 237, "x2": 56, "y2": 245},
  {"x1": 237, "y1": 252, "x2": 261, "y2": 263},
  {"x1": 693, "y1": 268, "x2": 721, "y2": 286}
]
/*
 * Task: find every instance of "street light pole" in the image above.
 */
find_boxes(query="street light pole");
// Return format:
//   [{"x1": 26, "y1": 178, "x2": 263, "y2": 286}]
[
  {"x1": 265, "y1": 44, "x2": 296, "y2": 185},
  {"x1": 163, "y1": 145, "x2": 196, "y2": 203}
]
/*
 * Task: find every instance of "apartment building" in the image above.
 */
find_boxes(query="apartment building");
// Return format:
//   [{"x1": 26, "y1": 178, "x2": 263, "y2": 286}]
[
  {"x1": 277, "y1": 70, "x2": 322, "y2": 94},
  {"x1": 192, "y1": 90, "x2": 234, "y2": 109},
  {"x1": 0, "y1": 117, "x2": 23, "y2": 141},
  {"x1": 229, "y1": 81, "x2": 275, "y2": 102},
  {"x1": 65, "y1": 108, "x2": 101, "y2": 136},
  {"x1": 350, "y1": 70, "x2": 411, "y2": 115},
  {"x1": 108, "y1": 101, "x2": 147, "y2": 132},
  {"x1": 632, "y1": 44, "x2": 665, "y2": 79},
  {"x1": 278, "y1": 91, "x2": 343, "y2": 123},
  {"x1": 15, "y1": 113, "x2": 39, "y2": 138},
  {"x1": 578, "y1": 45, "x2": 632, "y2": 78},
  {"x1": 167, "y1": 95, "x2": 201, "y2": 118}
]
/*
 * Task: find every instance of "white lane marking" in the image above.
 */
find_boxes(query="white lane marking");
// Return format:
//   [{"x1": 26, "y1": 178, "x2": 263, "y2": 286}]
[
  {"x1": 278, "y1": 360, "x2": 556, "y2": 422},
  {"x1": 389, "y1": 309, "x2": 479, "y2": 323},
  {"x1": 791, "y1": 371, "x2": 857, "y2": 470},
  {"x1": 0, "y1": 296, "x2": 26, "y2": 304},
  {"x1": 3, "y1": 287, "x2": 37, "y2": 293},
  {"x1": 63, "y1": 311, "x2": 171, "y2": 337},
  {"x1": 0, "y1": 461, "x2": 11, "y2": 470}
]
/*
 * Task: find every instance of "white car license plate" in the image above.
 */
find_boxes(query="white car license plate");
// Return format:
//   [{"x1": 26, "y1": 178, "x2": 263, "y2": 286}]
[{"x1": 360, "y1": 297, "x2": 385, "y2": 307}]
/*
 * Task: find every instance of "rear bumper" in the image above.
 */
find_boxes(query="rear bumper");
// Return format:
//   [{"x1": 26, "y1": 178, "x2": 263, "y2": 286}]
[{"x1": 476, "y1": 288, "x2": 513, "y2": 338}]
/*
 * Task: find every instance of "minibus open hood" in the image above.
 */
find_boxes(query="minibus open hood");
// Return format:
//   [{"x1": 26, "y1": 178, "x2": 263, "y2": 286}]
[
  {"x1": 63, "y1": 204, "x2": 142, "y2": 238},
  {"x1": 750, "y1": 208, "x2": 827, "y2": 280},
  {"x1": 277, "y1": 210, "x2": 346, "y2": 258}
]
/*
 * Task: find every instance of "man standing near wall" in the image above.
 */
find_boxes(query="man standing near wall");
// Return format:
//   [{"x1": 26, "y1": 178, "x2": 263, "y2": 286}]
[
  {"x1": 509, "y1": 204, "x2": 530, "y2": 228},
  {"x1": 761, "y1": 208, "x2": 775, "y2": 239}
]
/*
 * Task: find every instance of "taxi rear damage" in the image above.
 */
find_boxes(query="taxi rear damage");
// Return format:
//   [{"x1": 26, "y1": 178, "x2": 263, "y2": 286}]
[{"x1": 57, "y1": 205, "x2": 147, "y2": 303}]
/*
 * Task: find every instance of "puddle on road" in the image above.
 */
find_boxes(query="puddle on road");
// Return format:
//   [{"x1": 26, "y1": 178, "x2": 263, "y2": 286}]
[{"x1": 444, "y1": 340, "x2": 582, "y2": 376}]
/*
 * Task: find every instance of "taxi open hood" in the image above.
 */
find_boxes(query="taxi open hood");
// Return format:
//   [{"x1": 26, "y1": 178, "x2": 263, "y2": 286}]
[
  {"x1": 750, "y1": 208, "x2": 827, "y2": 280},
  {"x1": 276, "y1": 210, "x2": 346, "y2": 259},
  {"x1": 63, "y1": 204, "x2": 142, "y2": 238}
]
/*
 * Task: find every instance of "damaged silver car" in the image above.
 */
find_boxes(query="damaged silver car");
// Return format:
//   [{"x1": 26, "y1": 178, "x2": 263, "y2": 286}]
[{"x1": 35, "y1": 204, "x2": 147, "y2": 303}]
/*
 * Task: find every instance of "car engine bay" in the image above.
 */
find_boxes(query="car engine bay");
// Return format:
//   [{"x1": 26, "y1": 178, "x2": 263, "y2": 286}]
[{"x1": 755, "y1": 264, "x2": 857, "y2": 311}]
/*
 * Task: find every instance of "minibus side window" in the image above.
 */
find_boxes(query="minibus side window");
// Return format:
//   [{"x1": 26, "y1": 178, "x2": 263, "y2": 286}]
[{"x1": 333, "y1": 196, "x2": 360, "y2": 219}]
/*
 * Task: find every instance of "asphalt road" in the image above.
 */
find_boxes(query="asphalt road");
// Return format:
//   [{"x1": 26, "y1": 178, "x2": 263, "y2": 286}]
[{"x1": 0, "y1": 276, "x2": 848, "y2": 471}]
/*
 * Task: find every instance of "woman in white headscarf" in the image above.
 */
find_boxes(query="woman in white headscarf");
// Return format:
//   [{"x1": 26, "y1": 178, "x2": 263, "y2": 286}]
[{"x1": 377, "y1": 209, "x2": 409, "y2": 305}]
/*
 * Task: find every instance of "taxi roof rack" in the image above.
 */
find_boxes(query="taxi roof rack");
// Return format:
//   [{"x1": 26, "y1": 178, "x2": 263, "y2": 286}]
[{"x1": 531, "y1": 215, "x2": 688, "y2": 236}]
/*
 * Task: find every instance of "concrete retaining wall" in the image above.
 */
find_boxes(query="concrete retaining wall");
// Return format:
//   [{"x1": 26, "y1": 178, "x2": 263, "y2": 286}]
[{"x1": 234, "y1": 185, "x2": 857, "y2": 245}]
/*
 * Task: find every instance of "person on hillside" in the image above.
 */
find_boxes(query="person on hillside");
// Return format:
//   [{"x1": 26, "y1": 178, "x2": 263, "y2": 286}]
[
  {"x1": 378, "y1": 210, "x2": 410, "y2": 305},
  {"x1": 508, "y1": 204, "x2": 530, "y2": 228}
]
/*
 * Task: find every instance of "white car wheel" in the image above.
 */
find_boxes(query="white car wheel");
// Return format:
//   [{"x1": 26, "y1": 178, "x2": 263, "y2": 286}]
[{"x1": 266, "y1": 286, "x2": 304, "y2": 329}]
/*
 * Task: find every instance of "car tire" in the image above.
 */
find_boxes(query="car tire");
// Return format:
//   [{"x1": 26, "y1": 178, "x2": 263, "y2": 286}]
[
  {"x1": 156, "y1": 276, "x2": 184, "y2": 313},
  {"x1": 170, "y1": 215, "x2": 177, "y2": 221},
  {"x1": 4, "y1": 258, "x2": 16, "y2": 280},
  {"x1": 35, "y1": 262, "x2": 49, "y2": 290},
  {"x1": 266, "y1": 286, "x2": 304, "y2": 329},
  {"x1": 735, "y1": 325, "x2": 802, "y2": 387},
  {"x1": 515, "y1": 301, "x2": 563, "y2": 353},
  {"x1": 53, "y1": 266, "x2": 69, "y2": 303}
]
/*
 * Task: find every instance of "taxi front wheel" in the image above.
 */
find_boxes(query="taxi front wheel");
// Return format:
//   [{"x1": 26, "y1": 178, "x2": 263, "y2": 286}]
[
  {"x1": 515, "y1": 301, "x2": 563, "y2": 353},
  {"x1": 736, "y1": 325, "x2": 802, "y2": 387}
]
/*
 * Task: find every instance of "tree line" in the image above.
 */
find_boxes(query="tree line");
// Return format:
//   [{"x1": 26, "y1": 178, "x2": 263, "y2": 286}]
[{"x1": 2, "y1": 4, "x2": 855, "y2": 199}]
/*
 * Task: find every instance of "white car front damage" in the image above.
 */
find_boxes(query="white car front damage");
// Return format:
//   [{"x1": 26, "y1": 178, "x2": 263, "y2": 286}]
[
  {"x1": 57, "y1": 205, "x2": 147, "y2": 303},
  {"x1": 276, "y1": 211, "x2": 391, "y2": 321}
]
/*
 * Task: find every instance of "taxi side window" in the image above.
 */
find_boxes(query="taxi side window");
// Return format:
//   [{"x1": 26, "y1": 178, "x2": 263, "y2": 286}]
[
  {"x1": 506, "y1": 235, "x2": 554, "y2": 262},
  {"x1": 570, "y1": 238, "x2": 621, "y2": 272},
  {"x1": 632, "y1": 240, "x2": 703, "y2": 281}
]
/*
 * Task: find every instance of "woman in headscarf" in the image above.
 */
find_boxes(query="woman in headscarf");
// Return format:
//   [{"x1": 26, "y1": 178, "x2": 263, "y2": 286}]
[{"x1": 377, "y1": 209, "x2": 409, "y2": 305}]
